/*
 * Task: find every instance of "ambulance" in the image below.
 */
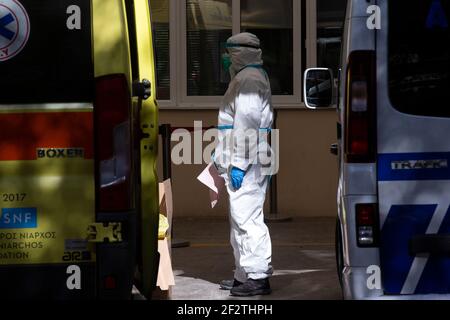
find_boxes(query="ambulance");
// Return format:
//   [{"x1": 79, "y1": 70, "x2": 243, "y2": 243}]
[
  {"x1": 304, "y1": 0, "x2": 450, "y2": 299},
  {"x1": 0, "y1": 0, "x2": 159, "y2": 299}
]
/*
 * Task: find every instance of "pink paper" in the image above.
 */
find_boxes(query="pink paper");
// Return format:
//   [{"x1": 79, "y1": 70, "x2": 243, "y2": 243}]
[
  {"x1": 197, "y1": 163, "x2": 226, "y2": 208},
  {"x1": 156, "y1": 238, "x2": 175, "y2": 290}
]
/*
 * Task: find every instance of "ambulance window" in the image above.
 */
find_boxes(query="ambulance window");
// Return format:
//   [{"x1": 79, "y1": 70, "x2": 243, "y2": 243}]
[
  {"x1": 389, "y1": 0, "x2": 450, "y2": 117},
  {"x1": 0, "y1": 0, "x2": 93, "y2": 104}
]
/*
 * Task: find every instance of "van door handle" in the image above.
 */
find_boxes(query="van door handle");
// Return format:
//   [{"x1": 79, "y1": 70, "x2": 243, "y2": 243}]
[
  {"x1": 132, "y1": 79, "x2": 151, "y2": 100},
  {"x1": 330, "y1": 143, "x2": 338, "y2": 156}
]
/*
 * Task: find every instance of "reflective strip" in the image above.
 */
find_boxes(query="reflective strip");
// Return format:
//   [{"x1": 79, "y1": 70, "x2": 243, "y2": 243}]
[
  {"x1": 217, "y1": 125, "x2": 234, "y2": 130},
  {"x1": 0, "y1": 111, "x2": 94, "y2": 160},
  {"x1": 217, "y1": 125, "x2": 271, "y2": 132}
]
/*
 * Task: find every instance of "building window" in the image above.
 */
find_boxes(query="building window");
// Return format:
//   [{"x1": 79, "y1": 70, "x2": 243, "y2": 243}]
[
  {"x1": 150, "y1": 0, "x2": 348, "y2": 107},
  {"x1": 150, "y1": 0, "x2": 171, "y2": 100},
  {"x1": 316, "y1": 0, "x2": 347, "y2": 75},
  {"x1": 186, "y1": 0, "x2": 232, "y2": 96},
  {"x1": 241, "y1": 0, "x2": 294, "y2": 95},
  {"x1": 182, "y1": 0, "x2": 298, "y2": 103}
]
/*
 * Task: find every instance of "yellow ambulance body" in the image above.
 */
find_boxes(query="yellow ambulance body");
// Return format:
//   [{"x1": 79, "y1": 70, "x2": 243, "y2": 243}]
[{"x1": 0, "y1": 0, "x2": 159, "y2": 299}]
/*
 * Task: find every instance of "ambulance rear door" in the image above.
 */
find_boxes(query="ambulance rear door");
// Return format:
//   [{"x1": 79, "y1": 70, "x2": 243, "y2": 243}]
[{"x1": 0, "y1": 0, "x2": 96, "y2": 299}]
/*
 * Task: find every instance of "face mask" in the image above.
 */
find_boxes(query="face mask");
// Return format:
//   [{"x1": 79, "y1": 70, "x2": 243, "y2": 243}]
[{"x1": 221, "y1": 53, "x2": 232, "y2": 73}]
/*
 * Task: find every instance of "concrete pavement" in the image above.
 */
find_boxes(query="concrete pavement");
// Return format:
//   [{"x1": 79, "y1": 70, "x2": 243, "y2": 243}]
[{"x1": 169, "y1": 217, "x2": 342, "y2": 300}]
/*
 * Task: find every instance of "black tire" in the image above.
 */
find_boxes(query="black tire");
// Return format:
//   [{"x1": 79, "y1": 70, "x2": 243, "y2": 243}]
[{"x1": 335, "y1": 218, "x2": 344, "y2": 288}]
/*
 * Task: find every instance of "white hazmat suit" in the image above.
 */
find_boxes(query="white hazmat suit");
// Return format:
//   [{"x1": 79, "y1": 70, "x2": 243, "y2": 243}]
[{"x1": 214, "y1": 33, "x2": 274, "y2": 283}]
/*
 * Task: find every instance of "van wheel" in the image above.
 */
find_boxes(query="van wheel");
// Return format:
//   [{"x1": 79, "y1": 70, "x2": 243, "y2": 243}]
[{"x1": 335, "y1": 218, "x2": 344, "y2": 288}]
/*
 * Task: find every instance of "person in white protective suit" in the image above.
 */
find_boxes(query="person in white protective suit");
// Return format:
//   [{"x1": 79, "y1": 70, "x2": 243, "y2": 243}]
[{"x1": 213, "y1": 32, "x2": 274, "y2": 296}]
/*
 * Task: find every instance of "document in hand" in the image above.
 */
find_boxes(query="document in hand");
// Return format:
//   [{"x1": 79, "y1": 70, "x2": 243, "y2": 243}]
[{"x1": 197, "y1": 163, "x2": 226, "y2": 208}]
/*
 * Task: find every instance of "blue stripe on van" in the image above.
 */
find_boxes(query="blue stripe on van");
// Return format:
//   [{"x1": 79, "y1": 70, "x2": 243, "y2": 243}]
[
  {"x1": 378, "y1": 152, "x2": 450, "y2": 181},
  {"x1": 415, "y1": 206, "x2": 450, "y2": 294},
  {"x1": 380, "y1": 205, "x2": 437, "y2": 294}
]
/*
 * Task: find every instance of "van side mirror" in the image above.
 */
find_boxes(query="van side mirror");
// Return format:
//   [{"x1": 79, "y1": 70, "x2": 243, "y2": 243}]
[{"x1": 303, "y1": 68, "x2": 334, "y2": 109}]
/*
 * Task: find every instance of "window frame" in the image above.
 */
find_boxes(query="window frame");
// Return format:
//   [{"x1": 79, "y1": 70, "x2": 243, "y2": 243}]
[{"x1": 158, "y1": 0, "x2": 318, "y2": 109}]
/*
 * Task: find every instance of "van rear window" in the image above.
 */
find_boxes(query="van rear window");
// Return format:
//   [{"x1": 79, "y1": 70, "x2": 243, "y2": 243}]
[
  {"x1": 389, "y1": 0, "x2": 450, "y2": 117},
  {"x1": 0, "y1": 0, "x2": 93, "y2": 104}
]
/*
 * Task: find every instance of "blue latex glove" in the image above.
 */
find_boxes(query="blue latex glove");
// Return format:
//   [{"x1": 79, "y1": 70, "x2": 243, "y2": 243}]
[{"x1": 230, "y1": 167, "x2": 246, "y2": 190}]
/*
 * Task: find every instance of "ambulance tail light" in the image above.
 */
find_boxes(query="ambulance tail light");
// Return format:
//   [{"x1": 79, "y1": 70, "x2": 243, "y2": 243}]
[
  {"x1": 356, "y1": 203, "x2": 379, "y2": 247},
  {"x1": 345, "y1": 51, "x2": 376, "y2": 163},
  {"x1": 94, "y1": 74, "x2": 132, "y2": 212},
  {"x1": 104, "y1": 275, "x2": 117, "y2": 290}
]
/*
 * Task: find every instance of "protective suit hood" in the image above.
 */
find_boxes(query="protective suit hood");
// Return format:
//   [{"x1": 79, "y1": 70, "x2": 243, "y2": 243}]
[{"x1": 226, "y1": 33, "x2": 263, "y2": 77}]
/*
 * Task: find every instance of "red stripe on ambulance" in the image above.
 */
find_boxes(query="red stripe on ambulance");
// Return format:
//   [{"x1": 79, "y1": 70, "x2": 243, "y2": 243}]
[{"x1": 0, "y1": 112, "x2": 93, "y2": 161}]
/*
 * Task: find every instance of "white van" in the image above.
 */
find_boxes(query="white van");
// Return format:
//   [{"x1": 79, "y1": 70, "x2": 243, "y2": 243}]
[{"x1": 304, "y1": 0, "x2": 450, "y2": 299}]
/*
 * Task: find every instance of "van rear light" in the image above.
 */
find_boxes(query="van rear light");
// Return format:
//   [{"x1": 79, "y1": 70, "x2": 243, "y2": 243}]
[
  {"x1": 94, "y1": 74, "x2": 132, "y2": 212},
  {"x1": 356, "y1": 203, "x2": 379, "y2": 247},
  {"x1": 104, "y1": 275, "x2": 117, "y2": 290},
  {"x1": 345, "y1": 51, "x2": 376, "y2": 163}
]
